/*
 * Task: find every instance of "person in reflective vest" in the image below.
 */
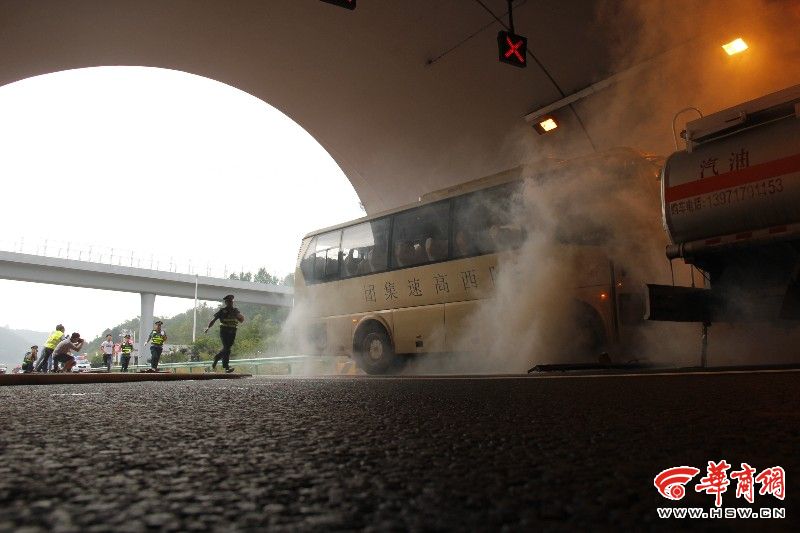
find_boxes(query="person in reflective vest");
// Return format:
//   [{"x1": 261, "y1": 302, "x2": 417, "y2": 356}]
[
  {"x1": 22, "y1": 345, "x2": 38, "y2": 373},
  {"x1": 204, "y1": 294, "x2": 245, "y2": 373},
  {"x1": 36, "y1": 324, "x2": 65, "y2": 373},
  {"x1": 147, "y1": 321, "x2": 167, "y2": 371},
  {"x1": 120, "y1": 334, "x2": 133, "y2": 372}
]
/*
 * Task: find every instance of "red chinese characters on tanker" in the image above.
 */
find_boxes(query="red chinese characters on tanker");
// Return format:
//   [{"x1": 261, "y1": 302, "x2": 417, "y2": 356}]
[
  {"x1": 665, "y1": 148, "x2": 800, "y2": 218},
  {"x1": 668, "y1": 176, "x2": 786, "y2": 216}
]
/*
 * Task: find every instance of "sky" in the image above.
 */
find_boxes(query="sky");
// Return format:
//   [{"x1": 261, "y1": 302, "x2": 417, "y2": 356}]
[{"x1": 0, "y1": 66, "x2": 364, "y2": 338}]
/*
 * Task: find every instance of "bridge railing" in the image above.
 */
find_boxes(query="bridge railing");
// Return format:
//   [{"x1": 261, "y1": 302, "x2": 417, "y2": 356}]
[{"x1": 0, "y1": 236, "x2": 268, "y2": 281}]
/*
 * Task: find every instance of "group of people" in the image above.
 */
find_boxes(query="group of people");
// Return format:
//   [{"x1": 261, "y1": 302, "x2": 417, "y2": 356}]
[
  {"x1": 21, "y1": 325, "x2": 131, "y2": 373},
  {"x1": 21, "y1": 294, "x2": 245, "y2": 374},
  {"x1": 97, "y1": 332, "x2": 136, "y2": 372},
  {"x1": 24, "y1": 325, "x2": 87, "y2": 373}
]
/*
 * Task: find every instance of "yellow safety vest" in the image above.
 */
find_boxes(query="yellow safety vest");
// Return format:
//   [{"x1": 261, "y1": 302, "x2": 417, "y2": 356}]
[
  {"x1": 218, "y1": 308, "x2": 240, "y2": 329},
  {"x1": 44, "y1": 331, "x2": 64, "y2": 350},
  {"x1": 150, "y1": 330, "x2": 165, "y2": 345}
]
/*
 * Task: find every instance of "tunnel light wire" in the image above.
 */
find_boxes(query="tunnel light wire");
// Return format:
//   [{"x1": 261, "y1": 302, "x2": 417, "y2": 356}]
[
  {"x1": 473, "y1": 0, "x2": 597, "y2": 151},
  {"x1": 427, "y1": 0, "x2": 530, "y2": 66}
]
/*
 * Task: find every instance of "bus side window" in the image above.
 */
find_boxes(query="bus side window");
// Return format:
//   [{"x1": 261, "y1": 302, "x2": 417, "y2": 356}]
[
  {"x1": 391, "y1": 201, "x2": 450, "y2": 268},
  {"x1": 453, "y1": 194, "x2": 482, "y2": 257},
  {"x1": 300, "y1": 236, "x2": 318, "y2": 282},
  {"x1": 314, "y1": 230, "x2": 342, "y2": 282},
  {"x1": 425, "y1": 237, "x2": 447, "y2": 262},
  {"x1": 341, "y1": 219, "x2": 390, "y2": 278},
  {"x1": 453, "y1": 182, "x2": 522, "y2": 257}
]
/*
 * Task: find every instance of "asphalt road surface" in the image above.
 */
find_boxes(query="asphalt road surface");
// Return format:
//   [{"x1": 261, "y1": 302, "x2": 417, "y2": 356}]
[{"x1": 1, "y1": 370, "x2": 797, "y2": 531}]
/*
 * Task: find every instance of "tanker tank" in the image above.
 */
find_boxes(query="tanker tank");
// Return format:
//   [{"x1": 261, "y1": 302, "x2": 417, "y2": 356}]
[
  {"x1": 662, "y1": 84, "x2": 800, "y2": 260},
  {"x1": 647, "y1": 84, "x2": 800, "y2": 324}
]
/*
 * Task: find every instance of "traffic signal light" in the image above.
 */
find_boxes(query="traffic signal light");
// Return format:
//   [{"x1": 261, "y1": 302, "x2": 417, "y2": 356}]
[
  {"x1": 320, "y1": 0, "x2": 356, "y2": 10},
  {"x1": 497, "y1": 31, "x2": 527, "y2": 68}
]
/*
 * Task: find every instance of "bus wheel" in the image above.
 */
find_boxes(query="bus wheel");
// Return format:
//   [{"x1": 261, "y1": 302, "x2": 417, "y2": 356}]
[{"x1": 356, "y1": 325, "x2": 399, "y2": 375}]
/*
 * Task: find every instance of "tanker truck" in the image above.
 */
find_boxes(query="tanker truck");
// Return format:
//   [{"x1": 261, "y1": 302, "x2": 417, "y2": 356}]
[{"x1": 646, "y1": 84, "x2": 800, "y2": 326}]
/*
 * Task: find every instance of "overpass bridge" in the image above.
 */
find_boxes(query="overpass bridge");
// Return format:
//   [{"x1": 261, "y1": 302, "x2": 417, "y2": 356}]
[{"x1": 0, "y1": 250, "x2": 293, "y2": 348}]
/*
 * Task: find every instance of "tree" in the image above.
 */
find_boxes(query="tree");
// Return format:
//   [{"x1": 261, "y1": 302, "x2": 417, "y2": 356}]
[
  {"x1": 254, "y1": 267, "x2": 280, "y2": 285},
  {"x1": 229, "y1": 267, "x2": 292, "y2": 286}
]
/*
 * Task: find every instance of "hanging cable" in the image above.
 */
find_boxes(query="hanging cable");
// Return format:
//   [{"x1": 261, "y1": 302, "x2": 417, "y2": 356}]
[
  {"x1": 426, "y1": 18, "x2": 498, "y2": 65},
  {"x1": 428, "y1": 0, "x2": 529, "y2": 66},
  {"x1": 473, "y1": 0, "x2": 597, "y2": 151},
  {"x1": 474, "y1": 0, "x2": 560, "y2": 92}
]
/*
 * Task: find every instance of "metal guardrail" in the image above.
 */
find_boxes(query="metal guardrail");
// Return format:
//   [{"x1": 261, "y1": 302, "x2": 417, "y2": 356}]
[{"x1": 103, "y1": 355, "x2": 353, "y2": 375}]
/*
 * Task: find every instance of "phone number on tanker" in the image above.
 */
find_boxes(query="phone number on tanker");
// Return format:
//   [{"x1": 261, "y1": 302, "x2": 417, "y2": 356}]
[{"x1": 669, "y1": 178, "x2": 785, "y2": 215}]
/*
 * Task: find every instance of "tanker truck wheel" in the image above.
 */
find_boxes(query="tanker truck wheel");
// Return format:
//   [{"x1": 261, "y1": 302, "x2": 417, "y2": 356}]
[{"x1": 355, "y1": 323, "x2": 401, "y2": 375}]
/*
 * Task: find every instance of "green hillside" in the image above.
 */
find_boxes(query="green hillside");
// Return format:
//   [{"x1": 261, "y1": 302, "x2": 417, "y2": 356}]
[{"x1": 0, "y1": 327, "x2": 49, "y2": 366}]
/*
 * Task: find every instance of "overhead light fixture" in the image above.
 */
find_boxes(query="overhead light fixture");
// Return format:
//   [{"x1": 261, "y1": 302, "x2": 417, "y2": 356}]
[
  {"x1": 722, "y1": 38, "x2": 748, "y2": 56},
  {"x1": 533, "y1": 117, "x2": 558, "y2": 134}
]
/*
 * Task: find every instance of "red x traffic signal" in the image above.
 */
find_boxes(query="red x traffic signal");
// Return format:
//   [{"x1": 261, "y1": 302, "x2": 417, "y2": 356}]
[
  {"x1": 320, "y1": 0, "x2": 356, "y2": 10},
  {"x1": 497, "y1": 31, "x2": 527, "y2": 68}
]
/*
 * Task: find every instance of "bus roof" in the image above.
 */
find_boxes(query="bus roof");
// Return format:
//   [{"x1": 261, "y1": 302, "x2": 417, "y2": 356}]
[
  {"x1": 302, "y1": 166, "x2": 527, "y2": 239},
  {"x1": 302, "y1": 147, "x2": 658, "y2": 239}
]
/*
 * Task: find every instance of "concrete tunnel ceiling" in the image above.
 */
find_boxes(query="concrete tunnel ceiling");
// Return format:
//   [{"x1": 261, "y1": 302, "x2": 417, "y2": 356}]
[{"x1": 2, "y1": 0, "x2": 799, "y2": 213}]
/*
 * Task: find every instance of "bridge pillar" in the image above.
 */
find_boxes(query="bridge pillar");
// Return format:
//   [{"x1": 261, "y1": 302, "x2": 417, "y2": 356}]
[{"x1": 139, "y1": 293, "x2": 155, "y2": 367}]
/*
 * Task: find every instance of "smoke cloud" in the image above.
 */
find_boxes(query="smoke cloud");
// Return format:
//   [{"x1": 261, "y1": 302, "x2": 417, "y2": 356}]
[
  {"x1": 587, "y1": 0, "x2": 800, "y2": 156},
  {"x1": 404, "y1": 149, "x2": 697, "y2": 374},
  {"x1": 410, "y1": 0, "x2": 800, "y2": 373},
  {"x1": 286, "y1": 0, "x2": 800, "y2": 374}
]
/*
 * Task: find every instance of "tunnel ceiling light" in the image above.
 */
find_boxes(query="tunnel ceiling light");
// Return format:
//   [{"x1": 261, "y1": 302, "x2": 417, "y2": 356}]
[
  {"x1": 540, "y1": 118, "x2": 558, "y2": 131},
  {"x1": 533, "y1": 117, "x2": 558, "y2": 134},
  {"x1": 722, "y1": 38, "x2": 748, "y2": 56}
]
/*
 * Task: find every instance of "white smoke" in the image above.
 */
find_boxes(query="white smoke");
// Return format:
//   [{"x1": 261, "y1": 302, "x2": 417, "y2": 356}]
[
  {"x1": 405, "y1": 149, "x2": 698, "y2": 374},
  {"x1": 287, "y1": 0, "x2": 800, "y2": 374}
]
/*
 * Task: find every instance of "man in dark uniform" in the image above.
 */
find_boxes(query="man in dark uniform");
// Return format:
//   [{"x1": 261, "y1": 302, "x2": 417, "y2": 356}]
[
  {"x1": 205, "y1": 294, "x2": 244, "y2": 373},
  {"x1": 120, "y1": 334, "x2": 133, "y2": 372},
  {"x1": 147, "y1": 321, "x2": 167, "y2": 371},
  {"x1": 22, "y1": 345, "x2": 38, "y2": 373}
]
